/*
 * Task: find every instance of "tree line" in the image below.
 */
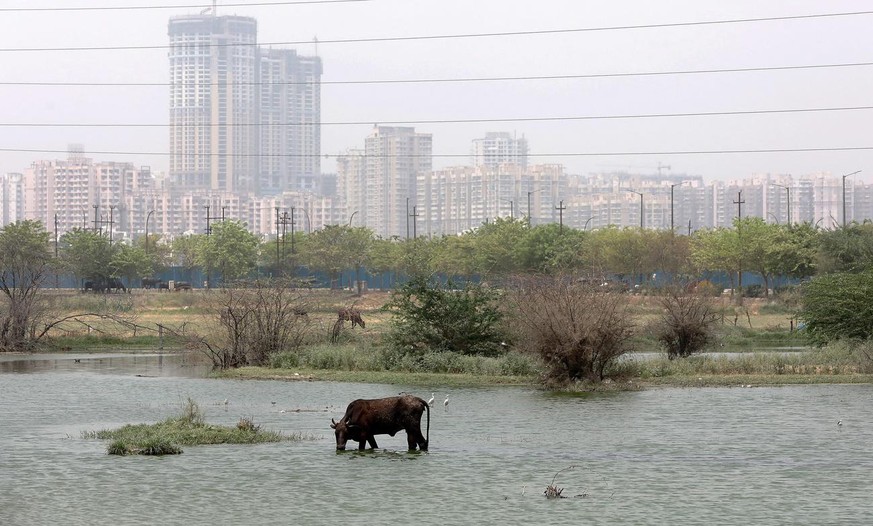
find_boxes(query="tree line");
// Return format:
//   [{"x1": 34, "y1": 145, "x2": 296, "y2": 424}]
[
  {"x1": 4, "y1": 216, "x2": 873, "y2": 292},
  {"x1": 1, "y1": 217, "x2": 872, "y2": 377}
]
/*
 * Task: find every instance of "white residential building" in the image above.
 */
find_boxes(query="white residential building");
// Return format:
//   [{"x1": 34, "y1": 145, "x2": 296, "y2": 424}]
[
  {"x1": 471, "y1": 132, "x2": 528, "y2": 170},
  {"x1": 362, "y1": 126, "x2": 432, "y2": 238}
]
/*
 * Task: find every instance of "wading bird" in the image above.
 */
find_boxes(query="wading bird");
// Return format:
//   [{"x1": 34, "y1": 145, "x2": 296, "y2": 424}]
[
  {"x1": 427, "y1": 393, "x2": 435, "y2": 407},
  {"x1": 444, "y1": 394, "x2": 449, "y2": 411}
]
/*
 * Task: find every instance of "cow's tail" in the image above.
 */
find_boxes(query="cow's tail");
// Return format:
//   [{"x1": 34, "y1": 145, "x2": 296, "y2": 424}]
[{"x1": 424, "y1": 399, "x2": 430, "y2": 448}]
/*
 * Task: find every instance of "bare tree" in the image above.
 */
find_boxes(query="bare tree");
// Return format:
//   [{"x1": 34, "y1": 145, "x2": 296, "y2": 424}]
[
  {"x1": 653, "y1": 285, "x2": 719, "y2": 359},
  {"x1": 506, "y1": 275, "x2": 635, "y2": 383},
  {"x1": 182, "y1": 278, "x2": 313, "y2": 369}
]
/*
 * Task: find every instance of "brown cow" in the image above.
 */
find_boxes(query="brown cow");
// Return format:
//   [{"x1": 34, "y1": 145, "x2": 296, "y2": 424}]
[
  {"x1": 330, "y1": 395, "x2": 430, "y2": 451},
  {"x1": 337, "y1": 307, "x2": 365, "y2": 328}
]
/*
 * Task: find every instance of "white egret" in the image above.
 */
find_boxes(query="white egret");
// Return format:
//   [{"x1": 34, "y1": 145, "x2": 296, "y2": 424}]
[
  {"x1": 444, "y1": 394, "x2": 449, "y2": 411},
  {"x1": 427, "y1": 393, "x2": 435, "y2": 407}
]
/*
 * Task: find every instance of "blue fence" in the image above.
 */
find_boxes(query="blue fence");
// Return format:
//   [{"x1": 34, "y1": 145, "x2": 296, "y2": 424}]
[{"x1": 47, "y1": 267, "x2": 800, "y2": 292}]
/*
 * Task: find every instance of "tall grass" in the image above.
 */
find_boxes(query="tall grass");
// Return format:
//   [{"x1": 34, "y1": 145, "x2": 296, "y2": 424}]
[
  {"x1": 612, "y1": 342, "x2": 873, "y2": 379},
  {"x1": 270, "y1": 344, "x2": 541, "y2": 377}
]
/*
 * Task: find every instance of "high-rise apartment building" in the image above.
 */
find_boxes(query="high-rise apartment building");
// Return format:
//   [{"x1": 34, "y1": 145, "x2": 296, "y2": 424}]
[
  {"x1": 471, "y1": 132, "x2": 529, "y2": 169},
  {"x1": 0, "y1": 173, "x2": 24, "y2": 227},
  {"x1": 259, "y1": 49, "x2": 322, "y2": 194},
  {"x1": 336, "y1": 148, "x2": 366, "y2": 226},
  {"x1": 168, "y1": 13, "x2": 321, "y2": 195},
  {"x1": 363, "y1": 126, "x2": 432, "y2": 238},
  {"x1": 22, "y1": 148, "x2": 153, "y2": 235},
  {"x1": 168, "y1": 14, "x2": 259, "y2": 193}
]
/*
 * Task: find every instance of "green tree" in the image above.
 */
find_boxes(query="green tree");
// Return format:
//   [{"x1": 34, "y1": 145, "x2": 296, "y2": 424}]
[
  {"x1": 196, "y1": 221, "x2": 259, "y2": 284},
  {"x1": 0, "y1": 221, "x2": 55, "y2": 350},
  {"x1": 469, "y1": 217, "x2": 527, "y2": 276},
  {"x1": 589, "y1": 227, "x2": 648, "y2": 282},
  {"x1": 801, "y1": 270, "x2": 873, "y2": 345},
  {"x1": 133, "y1": 233, "x2": 172, "y2": 277},
  {"x1": 691, "y1": 226, "x2": 742, "y2": 297},
  {"x1": 300, "y1": 224, "x2": 373, "y2": 289},
  {"x1": 384, "y1": 276, "x2": 505, "y2": 356},
  {"x1": 644, "y1": 230, "x2": 692, "y2": 282},
  {"x1": 736, "y1": 217, "x2": 780, "y2": 297},
  {"x1": 397, "y1": 237, "x2": 440, "y2": 279},
  {"x1": 429, "y1": 235, "x2": 478, "y2": 278},
  {"x1": 171, "y1": 234, "x2": 204, "y2": 283},
  {"x1": 769, "y1": 222, "x2": 819, "y2": 281},
  {"x1": 367, "y1": 237, "x2": 403, "y2": 289},
  {"x1": 60, "y1": 229, "x2": 116, "y2": 287},
  {"x1": 815, "y1": 222, "x2": 873, "y2": 273},
  {"x1": 517, "y1": 223, "x2": 588, "y2": 274},
  {"x1": 110, "y1": 244, "x2": 153, "y2": 287}
]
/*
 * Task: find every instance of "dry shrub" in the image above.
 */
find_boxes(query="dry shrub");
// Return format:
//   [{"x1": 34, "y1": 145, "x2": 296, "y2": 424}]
[
  {"x1": 654, "y1": 286, "x2": 719, "y2": 360},
  {"x1": 184, "y1": 278, "x2": 313, "y2": 369},
  {"x1": 505, "y1": 276, "x2": 634, "y2": 383}
]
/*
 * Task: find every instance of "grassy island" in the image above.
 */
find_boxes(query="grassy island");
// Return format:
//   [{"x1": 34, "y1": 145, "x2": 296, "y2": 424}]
[{"x1": 84, "y1": 398, "x2": 302, "y2": 455}]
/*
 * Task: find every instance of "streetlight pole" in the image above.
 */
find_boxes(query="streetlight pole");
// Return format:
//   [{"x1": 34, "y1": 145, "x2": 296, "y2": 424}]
[
  {"x1": 771, "y1": 183, "x2": 791, "y2": 226},
  {"x1": 145, "y1": 210, "x2": 154, "y2": 254},
  {"x1": 842, "y1": 170, "x2": 862, "y2": 227},
  {"x1": 583, "y1": 217, "x2": 593, "y2": 231},
  {"x1": 627, "y1": 190, "x2": 643, "y2": 230}
]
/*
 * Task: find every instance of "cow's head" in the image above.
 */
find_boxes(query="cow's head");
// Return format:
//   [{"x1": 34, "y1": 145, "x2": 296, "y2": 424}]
[{"x1": 330, "y1": 418, "x2": 359, "y2": 450}]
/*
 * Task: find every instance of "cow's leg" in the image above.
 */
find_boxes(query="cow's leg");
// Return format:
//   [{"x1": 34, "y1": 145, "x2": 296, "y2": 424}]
[
  {"x1": 409, "y1": 428, "x2": 427, "y2": 451},
  {"x1": 367, "y1": 436, "x2": 378, "y2": 449},
  {"x1": 358, "y1": 438, "x2": 366, "y2": 451}
]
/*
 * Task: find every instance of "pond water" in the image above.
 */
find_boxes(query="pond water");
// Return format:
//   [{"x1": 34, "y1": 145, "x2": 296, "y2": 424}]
[{"x1": 1, "y1": 353, "x2": 871, "y2": 525}]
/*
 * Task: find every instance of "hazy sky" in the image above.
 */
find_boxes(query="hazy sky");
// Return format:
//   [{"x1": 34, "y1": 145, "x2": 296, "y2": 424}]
[{"x1": 0, "y1": 0, "x2": 871, "y2": 182}]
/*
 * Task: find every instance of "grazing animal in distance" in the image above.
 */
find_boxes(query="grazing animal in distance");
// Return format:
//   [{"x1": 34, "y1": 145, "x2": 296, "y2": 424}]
[
  {"x1": 141, "y1": 277, "x2": 162, "y2": 289},
  {"x1": 330, "y1": 395, "x2": 430, "y2": 451},
  {"x1": 337, "y1": 307, "x2": 365, "y2": 328}
]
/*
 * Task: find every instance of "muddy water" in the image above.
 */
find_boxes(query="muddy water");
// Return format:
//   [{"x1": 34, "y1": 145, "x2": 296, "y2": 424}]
[{"x1": 1, "y1": 353, "x2": 871, "y2": 525}]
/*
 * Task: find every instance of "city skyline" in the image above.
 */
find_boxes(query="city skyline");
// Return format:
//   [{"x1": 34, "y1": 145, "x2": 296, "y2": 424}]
[{"x1": 0, "y1": 1, "x2": 871, "y2": 183}]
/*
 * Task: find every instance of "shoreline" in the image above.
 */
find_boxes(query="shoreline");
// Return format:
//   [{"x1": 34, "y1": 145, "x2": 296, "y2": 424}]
[{"x1": 216, "y1": 366, "x2": 873, "y2": 390}]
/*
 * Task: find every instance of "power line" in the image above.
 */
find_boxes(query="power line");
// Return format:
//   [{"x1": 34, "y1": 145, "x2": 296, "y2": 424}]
[
  {"x1": 2, "y1": 10, "x2": 871, "y2": 52},
  {"x1": 0, "y1": 0, "x2": 371, "y2": 12},
  {"x1": 3, "y1": 105, "x2": 871, "y2": 127},
  {"x1": 3, "y1": 61, "x2": 872, "y2": 87},
  {"x1": 2, "y1": 146, "x2": 871, "y2": 158}
]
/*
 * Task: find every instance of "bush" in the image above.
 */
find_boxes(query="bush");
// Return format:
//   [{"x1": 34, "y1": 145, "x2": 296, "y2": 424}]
[
  {"x1": 801, "y1": 270, "x2": 873, "y2": 345},
  {"x1": 186, "y1": 278, "x2": 313, "y2": 369},
  {"x1": 744, "y1": 284, "x2": 765, "y2": 298},
  {"x1": 505, "y1": 275, "x2": 635, "y2": 383},
  {"x1": 653, "y1": 287, "x2": 718, "y2": 359},
  {"x1": 383, "y1": 277, "x2": 506, "y2": 357}
]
